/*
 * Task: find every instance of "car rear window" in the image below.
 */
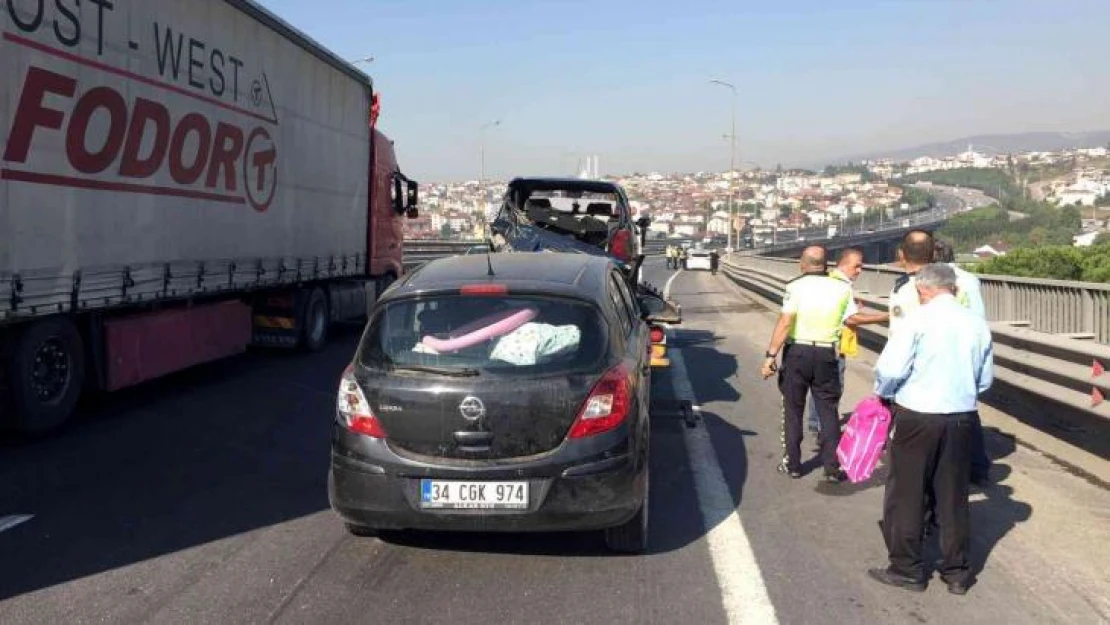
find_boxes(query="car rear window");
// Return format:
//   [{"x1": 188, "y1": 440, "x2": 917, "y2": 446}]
[{"x1": 359, "y1": 294, "x2": 609, "y2": 375}]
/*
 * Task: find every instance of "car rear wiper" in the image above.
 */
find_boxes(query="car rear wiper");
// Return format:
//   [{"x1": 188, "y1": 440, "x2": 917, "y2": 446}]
[{"x1": 391, "y1": 364, "x2": 481, "y2": 377}]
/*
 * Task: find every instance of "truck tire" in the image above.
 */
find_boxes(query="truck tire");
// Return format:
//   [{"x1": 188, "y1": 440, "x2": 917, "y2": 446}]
[
  {"x1": 301, "y1": 287, "x2": 329, "y2": 352},
  {"x1": 6, "y1": 317, "x2": 86, "y2": 433}
]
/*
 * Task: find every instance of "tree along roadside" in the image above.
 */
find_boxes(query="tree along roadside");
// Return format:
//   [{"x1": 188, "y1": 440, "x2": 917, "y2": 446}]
[{"x1": 972, "y1": 242, "x2": 1110, "y2": 282}]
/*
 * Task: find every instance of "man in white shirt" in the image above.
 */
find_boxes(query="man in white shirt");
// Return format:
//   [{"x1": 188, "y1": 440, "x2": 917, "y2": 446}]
[{"x1": 887, "y1": 231, "x2": 935, "y2": 339}]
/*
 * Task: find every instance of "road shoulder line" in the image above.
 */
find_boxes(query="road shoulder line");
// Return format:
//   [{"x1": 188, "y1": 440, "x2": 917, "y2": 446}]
[{"x1": 668, "y1": 333, "x2": 779, "y2": 625}]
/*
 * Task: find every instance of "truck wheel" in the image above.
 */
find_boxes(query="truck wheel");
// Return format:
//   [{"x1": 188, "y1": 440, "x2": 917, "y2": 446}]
[
  {"x1": 301, "y1": 287, "x2": 329, "y2": 352},
  {"x1": 6, "y1": 317, "x2": 86, "y2": 432}
]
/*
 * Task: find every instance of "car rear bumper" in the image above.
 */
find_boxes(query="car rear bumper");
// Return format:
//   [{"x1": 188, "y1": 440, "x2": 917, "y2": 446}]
[
  {"x1": 685, "y1": 259, "x2": 712, "y2": 270},
  {"x1": 329, "y1": 443, "x2": 646, "y2": 533}
]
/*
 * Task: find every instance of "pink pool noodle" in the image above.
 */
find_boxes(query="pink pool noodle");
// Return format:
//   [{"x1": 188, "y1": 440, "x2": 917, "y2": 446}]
[{"x1": 421, "y1": 308, "x2": 537, "y2": 352}]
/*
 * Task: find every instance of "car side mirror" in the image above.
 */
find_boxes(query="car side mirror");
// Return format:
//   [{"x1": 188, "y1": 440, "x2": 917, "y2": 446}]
[{"x1": 636, "y1": 287, "x2": 682, "y2": 324}]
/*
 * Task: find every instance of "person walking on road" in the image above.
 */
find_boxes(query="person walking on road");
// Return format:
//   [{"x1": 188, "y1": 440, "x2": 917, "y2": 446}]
[
  {"x1": 761, "y1": 246, "x2": 855, "y2": 482},
  {"x1": 934, "y1": 239, "x2": 991, "y2": 485},
  {"x1": 868, "y1": 263, "x2": 993, "y2": 596},
  {"x1": 805, "y1": 248, "x2": 888, "y2": 436},
  {"x1": 710, "y1": 249, "x2": 720, "y2": 275},
  {"x1": 665, "y1": 245, "x2": 675, "y2": 270}
]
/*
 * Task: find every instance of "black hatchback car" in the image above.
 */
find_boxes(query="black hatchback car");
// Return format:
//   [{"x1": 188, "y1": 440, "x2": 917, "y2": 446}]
[{"x1": 329, "y1": 253, "x2": 656, "y2": 552}]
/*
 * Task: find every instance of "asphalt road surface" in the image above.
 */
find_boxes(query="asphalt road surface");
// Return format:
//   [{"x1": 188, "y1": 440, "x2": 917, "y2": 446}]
[{"x1": 1, "y1": 257, "x2": 1107, "y2": 624}]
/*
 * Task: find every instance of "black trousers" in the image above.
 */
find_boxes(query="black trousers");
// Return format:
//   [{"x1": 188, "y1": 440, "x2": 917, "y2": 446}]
[
  {"x1": 882, "y1": 406, "x2": 973, "y2": 583},
  {"x1": 970, "y1": 411, "x2": 991, "y2": 479},
  {"x1": 778, "y1": 343, "x2": 842, "y2": 473}
]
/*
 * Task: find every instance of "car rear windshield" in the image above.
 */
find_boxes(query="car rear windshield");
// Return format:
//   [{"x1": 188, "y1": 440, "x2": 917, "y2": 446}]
[{"x1": 359, "y1": 294, "x2": 609, "y2": 376}]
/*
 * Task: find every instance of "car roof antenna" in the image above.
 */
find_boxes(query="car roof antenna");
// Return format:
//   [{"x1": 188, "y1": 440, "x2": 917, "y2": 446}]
[{"x1": 485, "y1": 244, "x2": 496, "y2": 277}]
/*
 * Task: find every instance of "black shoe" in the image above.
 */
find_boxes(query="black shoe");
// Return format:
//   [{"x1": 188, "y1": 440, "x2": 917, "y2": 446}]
[
  {"x1": 867, "y1": 568, "x2": 926, "y2": 592},
  {"x1": 946, "y1": 580, "x2": 970, "y2": 596},
  {"x1": 777, "y1": 462, "x2": 802, "y2": 479},
  {"x1": 824, "y1": 470, "x2": 848, "y2": 484}
]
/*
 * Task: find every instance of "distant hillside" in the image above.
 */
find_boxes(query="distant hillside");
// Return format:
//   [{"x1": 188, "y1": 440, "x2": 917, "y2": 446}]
[{"x1": 826, "y1": 130, "x2": 1110, "y2": 165}]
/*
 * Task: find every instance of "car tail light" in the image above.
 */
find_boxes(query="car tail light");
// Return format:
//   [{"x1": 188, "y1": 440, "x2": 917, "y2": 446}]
[
  {"x1": 337, "y1": 364, "x2": 386, "y2": 438},
  {"x1": 610, "y1": 229, "x2": 632, "y2": 263},
  {"x1": 568, "y1": 364, "x2": 632, "y2": 439},
  {"x1": 649, "y1": 325, "x2": 665, "y2": 344}
]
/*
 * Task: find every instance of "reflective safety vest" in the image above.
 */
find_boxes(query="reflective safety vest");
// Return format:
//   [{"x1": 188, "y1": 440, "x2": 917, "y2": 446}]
[{"x1": 782, "y1": 272, "x2": 856, "y2": 344}]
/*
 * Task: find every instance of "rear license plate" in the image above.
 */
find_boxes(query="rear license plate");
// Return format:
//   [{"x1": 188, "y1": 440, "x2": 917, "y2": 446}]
[{"x1": 420, "y1": 480, "x2": 528, "y2": 510}]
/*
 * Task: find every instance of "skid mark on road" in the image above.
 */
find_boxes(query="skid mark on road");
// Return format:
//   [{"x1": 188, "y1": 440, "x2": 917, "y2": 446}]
[{"x1": 668, "y1": 338, "x2": 778, "y2": 625}]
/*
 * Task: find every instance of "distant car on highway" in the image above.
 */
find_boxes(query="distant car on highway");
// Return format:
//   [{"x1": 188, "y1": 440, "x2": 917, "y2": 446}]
[
  {"x1": 329, "y1": 253, "x2": 656, "y2": 552},
  {"x1": 685, "y1": 249, "x2": 712, "y2": 271}
]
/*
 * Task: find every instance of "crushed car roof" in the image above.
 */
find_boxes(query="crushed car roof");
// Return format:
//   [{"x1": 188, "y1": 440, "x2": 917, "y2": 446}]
[{"x1": 506, "y1": 178, "x2": 624, "y2": 194}]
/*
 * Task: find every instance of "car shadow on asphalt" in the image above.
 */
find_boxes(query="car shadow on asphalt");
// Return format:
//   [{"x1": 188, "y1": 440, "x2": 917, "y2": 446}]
[
  {"x1": 0, "y1": 323, "x2": 366, "y2": 602},
  {"x1": 671, "y1": 330, "x2": 740, "y2": 404}
]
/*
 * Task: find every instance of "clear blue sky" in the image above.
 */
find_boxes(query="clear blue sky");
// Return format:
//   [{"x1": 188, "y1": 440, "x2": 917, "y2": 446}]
[{"x1": 258, "y1": 0, "x2": 1108, "y2": 181}]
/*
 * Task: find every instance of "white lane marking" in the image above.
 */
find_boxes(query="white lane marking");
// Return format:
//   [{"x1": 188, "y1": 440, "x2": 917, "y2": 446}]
[
  {"x1": 664, "y1": 268, "x2": 683, "y2": 301},
  {"x1": 0, "y1": 514, "x2": 34, "y2": 534},
  {"x1": 669, "y1": 339, "x2": 779, "y2": 625}
]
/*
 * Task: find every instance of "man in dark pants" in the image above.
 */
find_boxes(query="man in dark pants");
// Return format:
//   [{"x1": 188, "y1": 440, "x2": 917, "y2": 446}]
[
  {"x1": 710, "y1": 249, "x2": 720, "y2": 275},
  {"x1": 934, "y1": 239, "x2": 992, "y2": 485},
  {"x1": 869, "y1": 263, "x2": 994, "y2": 595},
  {"x1": 761, "y1": 246, "x2": 856, "y2": 482}
]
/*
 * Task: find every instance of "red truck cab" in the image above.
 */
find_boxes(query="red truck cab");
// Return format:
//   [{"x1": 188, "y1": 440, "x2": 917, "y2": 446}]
[{"x1": 369, "y1": 128, "x2": 418, "y2": 292}]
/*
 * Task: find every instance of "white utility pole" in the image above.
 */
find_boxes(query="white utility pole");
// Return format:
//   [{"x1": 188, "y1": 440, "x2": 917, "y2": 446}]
[{"x1": 710, "y1": 79, "x2": 738, "y2": 252}]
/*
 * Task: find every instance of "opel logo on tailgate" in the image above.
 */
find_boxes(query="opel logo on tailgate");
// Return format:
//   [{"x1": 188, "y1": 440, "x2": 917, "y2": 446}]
[{"x1": 459, "y1": 396, "x2": 486, "y2": 422}]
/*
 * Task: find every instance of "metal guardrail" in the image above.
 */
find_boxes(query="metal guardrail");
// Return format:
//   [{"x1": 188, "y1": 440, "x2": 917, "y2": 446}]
[
  {"x1": 738, "y1": 256, "x2": 1110, "y2": 344},
  {"x1": 719, "y1": 258, "x2": 1110, "y2": 423}
]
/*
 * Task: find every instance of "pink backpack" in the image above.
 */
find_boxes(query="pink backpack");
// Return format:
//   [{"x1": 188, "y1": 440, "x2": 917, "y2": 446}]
[{"x1": 836, "y1": 396, "x2": 892, "y2": 483}]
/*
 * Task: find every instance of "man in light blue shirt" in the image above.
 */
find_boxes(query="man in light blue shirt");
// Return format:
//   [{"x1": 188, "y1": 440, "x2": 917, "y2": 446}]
[
  {"x1": 934, "y1": 239, "x2": 990, "y2": 483},
  {"x1": 868, "y1": 263, "x2": 993, "y2": 596}
]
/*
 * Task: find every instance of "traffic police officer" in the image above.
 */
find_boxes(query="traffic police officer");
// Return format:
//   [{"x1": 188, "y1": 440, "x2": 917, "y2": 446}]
[
  {"x1": 888, "y1": 231, "x2": 934, "y2": 338},
  {"x1": 761, "y1": 246, "x2": 856, "y2": 482}
]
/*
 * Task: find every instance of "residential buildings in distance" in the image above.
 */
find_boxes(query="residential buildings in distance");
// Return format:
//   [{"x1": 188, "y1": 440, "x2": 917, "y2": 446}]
[
  {"x1": 405, "y1": 143, "x2": 1110, "y2": 242},
  {"x1": 406, "y1": 169, "x2": 912, "y2": 242}
]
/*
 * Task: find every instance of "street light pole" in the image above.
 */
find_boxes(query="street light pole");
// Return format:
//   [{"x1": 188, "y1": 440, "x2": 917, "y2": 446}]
[
  {"x1": 710, "y1": 80, "x2": 737, "y2": 252},
  {"x1": 478, "y1": 120, "x2": 501, "y2": 221}
]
